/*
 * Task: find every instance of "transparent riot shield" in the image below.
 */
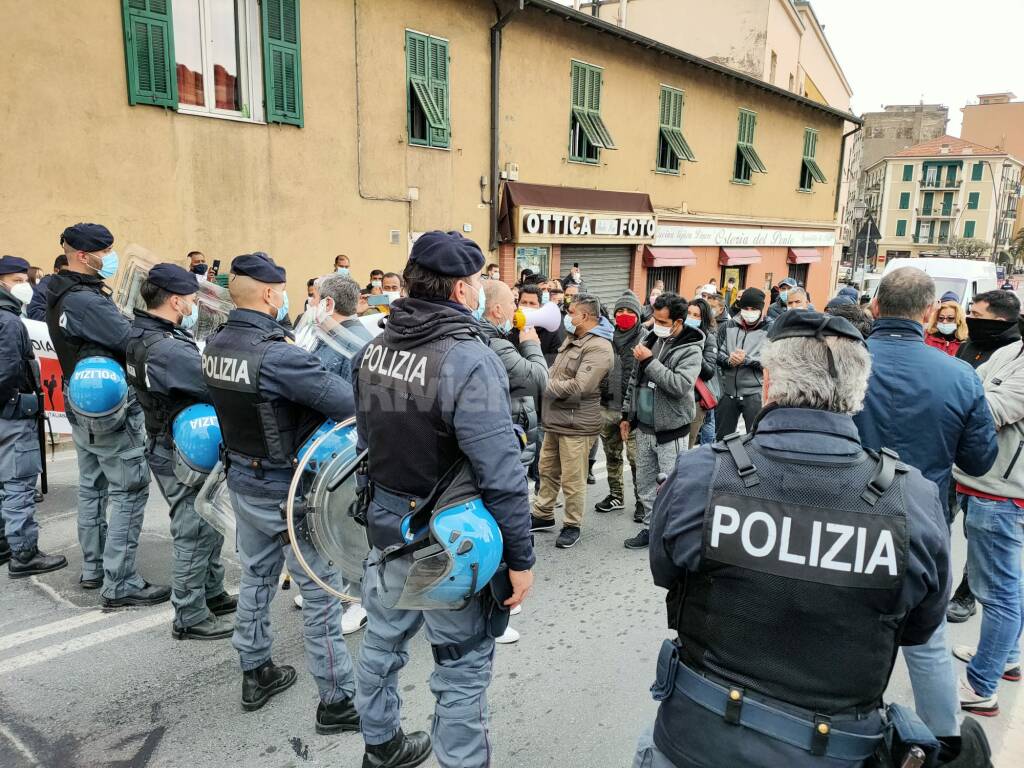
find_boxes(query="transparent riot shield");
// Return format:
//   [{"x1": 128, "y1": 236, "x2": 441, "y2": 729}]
[
  {"x1": 193, "y1": 279, "x2": 234, "y2": 343},
  {"x1": 195, "y1": 460, "x2": 236, "y2": 542},
  {"x1": 285, "y1": 418, "x2": 370, "y2": 602},
  {"x1": 113, "y1": 244, "x2": 162, "y2": 317}
]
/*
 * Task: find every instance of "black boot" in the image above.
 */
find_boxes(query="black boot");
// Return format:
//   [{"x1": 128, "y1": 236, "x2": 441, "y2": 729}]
[
  {"x1": 0, "y1": 536, "x2": 10, "y2": 566},
  {"x1": 362, "y1": 730, "x2": 432, "y2": 768},
  {"x1": 241, "y1": 660, "x2": 297, "y2": 712},
  {"x1": 8, "y1": 546, "x2": 67, "y2": 578},
  {"x1": 172, "y1": 614, "x2": 234, "y2": 641},
  {"x1": 587, "y1": 460, "x2": 596, "y2": 485},
  {"x1": 315, "y1": 698, "x2": 360, "y2": 734},
  {"x1": 206, "y1": 591, "x2": 238, "y2": 616}
]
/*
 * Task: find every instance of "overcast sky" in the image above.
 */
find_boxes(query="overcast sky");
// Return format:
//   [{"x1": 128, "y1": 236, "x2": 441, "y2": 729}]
[{"x1": 811, "y1": 0, "x2": 1024, "y2": 133}]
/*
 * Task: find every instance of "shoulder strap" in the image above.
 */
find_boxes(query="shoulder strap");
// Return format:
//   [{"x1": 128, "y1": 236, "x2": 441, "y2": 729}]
[
  {"x1": 713, "y1": 433, "x2": 760, "y2": 488},
  {"x1": 861, "y1": 447, "x2": 907, "y2": 506}
]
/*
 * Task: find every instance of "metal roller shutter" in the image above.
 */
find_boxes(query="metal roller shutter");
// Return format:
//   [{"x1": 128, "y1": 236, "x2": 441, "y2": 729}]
[{"x1": 560, "y1": 245, "x2": 633, "y2": 309}]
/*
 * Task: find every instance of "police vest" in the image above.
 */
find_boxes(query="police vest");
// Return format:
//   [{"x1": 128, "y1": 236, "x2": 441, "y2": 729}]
[
  {"x1": 201, "y1": 322, "x2": 321, "y2": 468},
  {"x1": 125, "y1": 330, "x2": 197, "y2": 445},
  {"x1": 357, "y1": 330, "x2": 476, "y2": 500},
  {"x1": 670, "y1": 435, "x2": 909, "y2": 721},
  {"x1": 45, "y1": 280, "x2": 125, "y2": 376}
]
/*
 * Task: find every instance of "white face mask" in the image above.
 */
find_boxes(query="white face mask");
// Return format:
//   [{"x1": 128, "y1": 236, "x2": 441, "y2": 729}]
[
  {"x1": 10, "y1": 282, "x2": 34, "y2": 305},
  {"x1": 652, "y1": 324, "x2": 672, "y2": 338},
  {"x1": 936, "y1": 322, "x2": 957, "y2": 336},
  {"x1": 384, "y1": 291, "x2": 401, "y2": 304},
  {"x1": 740, "y1": 309, "x2": 761, "y2": 325}
]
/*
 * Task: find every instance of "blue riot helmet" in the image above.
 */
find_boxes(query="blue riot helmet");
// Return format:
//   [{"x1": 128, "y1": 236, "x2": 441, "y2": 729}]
[
  {"x1": 296, "y1": 419, "x2": 359, "y2": 475},
  {"x1": 378, "y1": 462, "x2": 503, "y2": 611},
  {"x1": 66, "y1": 356, "x2": 128, "y2": 434},
  {"x1": 172, "y1": 404, "x2": 223, "y2": 487}
]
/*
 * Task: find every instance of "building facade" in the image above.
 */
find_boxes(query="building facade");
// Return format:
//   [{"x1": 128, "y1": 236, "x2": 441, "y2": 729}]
[
  {"x1": 961, "y1": 92, "x2": 1024, "y2": 239},
  {"x1": 867, "y1": 136, "x2": 1022, "y2": 266},
  {"x1": 3, "y1": 0, "x2": 854, "y2": 306}
]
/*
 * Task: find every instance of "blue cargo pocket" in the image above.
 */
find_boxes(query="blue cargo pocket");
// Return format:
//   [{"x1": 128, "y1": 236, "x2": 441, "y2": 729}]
[{"x1": 119, "y1": 446, "x2": 151, "y2": 491}]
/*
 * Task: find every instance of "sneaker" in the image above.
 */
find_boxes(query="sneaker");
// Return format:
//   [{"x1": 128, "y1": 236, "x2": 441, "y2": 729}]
[
  {"x1": 958, "y1": 677, "x2": 998, "y2": 717},
  {"x1": 626, "y1": 501, "x2": 643, "y2": 528},
  {"x1": 624, "y1": 528, "x2": 650, "y2": 549},
  {"x1": 953, "y1": 645, "x2": 1022, "y2": 682},
  {"x1": 342, "y1": 603, "x2": 368, "y2": 635},
  {"x1": 510, "y1": 604, "x2": 522, "y2": 616},
  {"x1": 555, "y1": 526, "x2": 581, "y2": 549},
  {"x1": 947, "y1": 594, "x2": 977, "y2": 623},
  {"x1": 595, "y1": 495, "x2": 624, "y2": 513},
  {"x1": 530, "y1": 515, "x2": 556, "y2": 532},
  {"x1": 294, "y1": 594, "x2": 303, "y2": 609},
  {"x1": 495, "y1": 626, "x2": 520, "y2": 644}
]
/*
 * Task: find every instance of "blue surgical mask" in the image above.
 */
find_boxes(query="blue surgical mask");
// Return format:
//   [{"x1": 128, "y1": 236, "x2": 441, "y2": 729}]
[
  {"x1": 684, "y1": 317, "x2": 701, "y2": 329},
  {"x1": 779, "y1": 290, "x2": 789, "y2": 303},
  {"x1": 563, "y1": 313, "x2": 576, "y2": 335},
  {"x1": 471, "y1": 284, "x2": 486, "y2": 322},
  {"x1": 336, "y1": 267, "x2": 350, "y2": 277},
  {"x1": 96, "y1": 250, "x2": 119, "y2": 280},
  {"x1": 273, "y1": 289, "x2": 289, "y2": 322},
  {"x1": 541, "y1": 290, "x2": 550, "y2": 305},
  {"x1": 181, "y1": 299, "x2": 199, "y2": 330},
  {"x1": 501, "y1": 318, "x2": 513, "y2": 334}
]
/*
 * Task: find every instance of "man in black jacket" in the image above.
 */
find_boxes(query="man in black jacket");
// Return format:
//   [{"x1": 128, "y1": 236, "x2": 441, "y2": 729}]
[{"x1": 518, "y1": 284, "x2": 564, "y2": 366}]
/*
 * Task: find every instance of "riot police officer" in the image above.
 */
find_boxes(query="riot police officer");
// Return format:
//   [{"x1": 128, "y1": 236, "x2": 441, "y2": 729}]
[
  {"x1": 0, "y1": 255, "x2": 66, "y2": 576},
  {"x1": 125, "y1": 263, "x2": 236, "y2": 640},
  {"x1": 46, "y1": 223, "x2": 169, "y2": 606},
  {"x1": 353, "y1": 231, "x2": 535, "y2": 768},
  {"x1": 635, "y1": 310, "x2": 951, "y2": 768},
  {"x1": 201, "y1": 253, "x2": 360, "y2": 733}
]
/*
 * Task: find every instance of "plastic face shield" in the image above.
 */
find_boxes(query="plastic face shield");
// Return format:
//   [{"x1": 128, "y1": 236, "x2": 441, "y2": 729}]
[
  {"x1": 195, "y1": 461, "x2": 235, "y2": 542},
  {"x1": 285, "y1": 418, "x2": 369, "y2": 602},
  {"x1": 172, "y1": 448, "x2": 209, "y2": 488},
  {"x1": 193, "y1": 280, "x2": 234, "y2": 343}
]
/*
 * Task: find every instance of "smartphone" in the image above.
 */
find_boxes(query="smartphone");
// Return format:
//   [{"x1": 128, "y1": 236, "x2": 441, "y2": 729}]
[
  {"x1": 368, "y1": 294, "x2": 390, "y2": 306},
  {"x1": 210, "y1": 259, "x2": 221, "y2": 276}
]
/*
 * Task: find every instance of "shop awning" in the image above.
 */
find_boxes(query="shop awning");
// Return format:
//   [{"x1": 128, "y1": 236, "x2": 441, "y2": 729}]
[
  {"x1": 498, "y1": 181, "x2": 654, "y2": 241},
  {"x1": 643, "y1": 246, "x2": 696, "y2": 268},
  {"x1": 719, "y1": 247, "x2": 762, "y2": 266},
  {"x1": 788, "y1": 248, "x2": 822, "y2": 264}
]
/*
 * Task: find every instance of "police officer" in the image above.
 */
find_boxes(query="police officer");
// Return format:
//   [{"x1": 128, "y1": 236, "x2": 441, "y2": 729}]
[
  {"x1": 201, "y1": 253, "x2": 360, "y2": 733},
  {"x1": 635, "y1": 310, "x2": 951, "y2": 768},
  {"x1": 46, "y1": 223, "x2": 169, "y2": 606},
  {"x1": 0, "y1": 255, "x2": 66, "y2": 576},
  {"x1": 125, "y1": 264, "x2": 236, "y2": 640},
  {"x1": 353, "y1": 231, "x2": 535, "y2": 768}
]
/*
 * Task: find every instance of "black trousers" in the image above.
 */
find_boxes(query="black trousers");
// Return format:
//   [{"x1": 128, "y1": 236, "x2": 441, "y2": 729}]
[{"x1": 715, "y1": 394, "x2": 762, "y2": 439}]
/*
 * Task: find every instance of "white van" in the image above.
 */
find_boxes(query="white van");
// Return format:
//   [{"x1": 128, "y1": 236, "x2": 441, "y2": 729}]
[{"x1": 878, "y1": 258, "x2": 999, "y2": 309}]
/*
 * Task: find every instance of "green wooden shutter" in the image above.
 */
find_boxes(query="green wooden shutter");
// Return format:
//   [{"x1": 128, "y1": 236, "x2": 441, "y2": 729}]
[
  {"x1": 968, "y1": 192, "x2": 980, "y2": 209},
  {"x1": 972, "y1": 162, "x2": 984, "y2": 181},
  {"x1": 262, "y1": 0, "x2": 303, "y2": 126},
  {"x1": 899, "y1": 192, "x2": 910, "y2": 209},
  {"x1": 964, "y1": 221, "x2": 976, "y2": 238},
  {"x1": 737, "y1": 110, "x2": 766, "y2": 174},
  {"x1": 902, "y1": 164, "x2": 913, "y2": 182},
  {"x1": 801, "y1": 128, "x2": 826, "y2": 184},
  {"x1": 896, "y1": 220, "x2": 907, "y2": 237},
  {"x1": 658, "y1": 87, "x2": 695, "y2": 164},
  {"x1": 922, "y1": 192, "x2": 933, "y2": 213},
  {"x1": 571, "y1": 61, "x2": 587, "y2": 109},
  {"x1": 427, "y1": 37, "x2": 450, "y2": 147},
  {"x1": 122, "y1": 0, "x2": 177, "y2": 108},
  {"x1": 942, "y1": 192, "x2": 953, "y2": 215},
  {"x1": 586, "y1": 66, "x2": 615, "y2": 149}
]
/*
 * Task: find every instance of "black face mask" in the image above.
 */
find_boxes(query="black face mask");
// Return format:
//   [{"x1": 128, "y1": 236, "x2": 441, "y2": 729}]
[
  {"x1": 966, "y1": 316, "x2": 1017, "y2": 343},
  {"x1": 191, "y1": 264, "x2": 208, "y2": 276}
]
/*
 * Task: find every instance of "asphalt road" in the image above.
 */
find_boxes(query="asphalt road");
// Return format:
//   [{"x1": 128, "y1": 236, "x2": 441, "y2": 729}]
[{"x1": 0, "y1": 450, "x2": 1021, "y2": 767}]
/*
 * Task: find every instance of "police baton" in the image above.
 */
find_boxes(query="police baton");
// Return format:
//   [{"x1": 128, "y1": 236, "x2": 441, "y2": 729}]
[{"x1": 36, "y1": 393, "x2": 47, "y2": 495}]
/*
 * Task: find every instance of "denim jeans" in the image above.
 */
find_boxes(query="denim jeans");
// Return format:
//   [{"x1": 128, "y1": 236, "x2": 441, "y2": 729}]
[
  {"x1": 965, "y1": 495, "x2": 1024, "y2": 697},
  {"x1": 698, "y1": 409, "x2": 716, "y2": 445},
  {"x1": 903, "y1": 618, "x2": 961, "y2": 737}
]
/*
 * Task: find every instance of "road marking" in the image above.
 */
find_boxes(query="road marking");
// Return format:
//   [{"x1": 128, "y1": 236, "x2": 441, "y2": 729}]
[
  {"x1": 0, "y1": 610, "x2": 110, "y2": 652},
  {"x1": 0, "y1": 609, "x2": 172, "y2": 676},
  {"x1": 0, "y1": 723, "x2": 41, "y2": 767},
  {"x1": 29, "y1": 575, "x2": 79, "y2": 609}
]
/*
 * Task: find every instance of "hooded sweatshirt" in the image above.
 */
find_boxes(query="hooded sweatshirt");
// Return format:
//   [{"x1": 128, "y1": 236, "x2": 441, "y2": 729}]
[{"x1": 623, "y1": 325, "x2": 704, "y2": 443}]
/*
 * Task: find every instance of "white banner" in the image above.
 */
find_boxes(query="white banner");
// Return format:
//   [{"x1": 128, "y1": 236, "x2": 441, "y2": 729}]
[
  {"x1": 24, "y1": 318, "x2": 72, "y2": 434},
  {"x1": 655, "y1": 224, "x2": 836, "y2": 248}
]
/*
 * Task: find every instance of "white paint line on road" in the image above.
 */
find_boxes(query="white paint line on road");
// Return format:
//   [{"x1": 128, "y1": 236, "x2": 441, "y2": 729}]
[
  {"x1": 29, "y1": 576, "x2": 79, "y2": 609},
  {"x1": 0, "y1": 609, "x2": 172, "y2": 677},
  {"x1": 0, "y1": 722, "x2": 41, "y2": 767},
  {"x1": 0, "y1": 610, "x2": 110, "y2": 653}
]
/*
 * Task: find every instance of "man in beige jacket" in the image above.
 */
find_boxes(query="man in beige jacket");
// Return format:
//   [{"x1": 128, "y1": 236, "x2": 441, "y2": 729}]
[{"x1": 530, "y1": 294, "x2": 614, "y2": 549}]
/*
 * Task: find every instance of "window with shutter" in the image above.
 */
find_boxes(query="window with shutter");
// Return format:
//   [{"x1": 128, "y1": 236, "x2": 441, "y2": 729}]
[
  {"x1": 902, "y1": 164, "x2": 914, "y2": 182},
  {"x1": 406, "y1": 30, "x2": 450, "y2": 148},
  {"x1": 899, "y1": 192, "x2": 910, "y2": 210},
  {"x1": 733, "y1": 109, "x2": 766, "y2": 183},
  {"x1": 262, "y1": 0, "x2": 303, "y2": 126},
  {"x1": 896, "y1": 220, "x2": 907, "y2": 237},
  {"x1": 569, "y1": 60, "x2": 615, "y2": 164},
  {"x1": 799, "y1": 128, "x2": 827, "y2": 191},
  {"x1": 122, "y1": 0, "x2": 178, "y2": 107},
  {"x1": 656, "y1": 86, "x2": 696, "y2": 174},
  {"x1": 964, "y1": 220, "x2": 976, "y2": 238},
  {"x1": 968, "y1": 192, "x2": 980, "y2": 210},
  {"x1": 972, "y1": 162, "x2": 985, "y2": 181}
]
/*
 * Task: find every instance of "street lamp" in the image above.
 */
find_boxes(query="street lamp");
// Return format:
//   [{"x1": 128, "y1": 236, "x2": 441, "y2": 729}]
[{"x1": 852, "y1": 200, "x2": 867, "y2": 288}]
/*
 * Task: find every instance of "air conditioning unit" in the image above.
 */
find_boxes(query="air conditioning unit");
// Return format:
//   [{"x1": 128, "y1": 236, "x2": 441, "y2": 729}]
[{"x1": 504, "y1": 162, "x2": 520, "y2": 181}]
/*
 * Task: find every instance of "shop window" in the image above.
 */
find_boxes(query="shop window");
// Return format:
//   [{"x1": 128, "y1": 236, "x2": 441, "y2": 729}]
[
  {"x1": 122, "y1": 0, "x2": 302, "y2": 125},
  {"x1": 406, "y1": 30, "x2": 450, "y2": 149},
  {"x1": 646, "y1": 267, "x2": 680, "y2": 295},
  {"x1": 569, "y1": 60, "x2": 615, "y2": 165},
  {"x1": 515, "y1": 246, "x2": 550, "y2": 282},
  {"x1": 798, "y1": 128, "x2": 827, "y2": 191},
  {"x1": 656, "y1": 86, "x2": 696, "y2": 175},
  {"x1": 720, "y1": 266, "x2": 748, "y2": 295},
  {"x1": 733, "y1": 109, "x2": 766, "y2": 183},
  {"x1": 787, "y1": 263, "x2": 809, "y2": 286}
]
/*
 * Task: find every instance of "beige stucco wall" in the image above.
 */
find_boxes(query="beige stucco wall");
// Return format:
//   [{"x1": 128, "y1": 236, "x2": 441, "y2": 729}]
[
  {"x1": 962, "y1": 101, "x2": 1024, "y2": 159},
  {"x1": 793, "y1": 9, "x2": 851, "y2": 110},
  {"x1": 765, "y1": 0, "x2": 804, "y2": 94}
]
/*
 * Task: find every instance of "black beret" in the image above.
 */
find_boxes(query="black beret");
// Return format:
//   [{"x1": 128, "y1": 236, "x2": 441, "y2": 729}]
[
  {"x1": 738, "y1": 287, "x2": 766, "y2": 310},
  {"x1": 409, "y1": 231, "x2": 484, "y2": 277},
  {"x1": 147, "y1": 263, "x2": 199, "y2": 295},
  {"x1": 60, "y1": 223, "x2": 114, "y2": 252},
  {"x1": 768, "y1": 309, "x2": 865, "y2": 344},
  {"x1": 231, "y1": 252, "x2": 286, "y2": 283},
  {"x1": 0, "y1": 255, "x2": 30, "y2": 275}
]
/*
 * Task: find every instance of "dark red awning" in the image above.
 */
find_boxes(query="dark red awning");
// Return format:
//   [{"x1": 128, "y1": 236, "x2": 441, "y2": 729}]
[
  {"x1": 788, "y1": 248, "x2": 822, "y2": 264},
  {"x1": 643, "y1": 246, "x2": 697, "y2": 268},
  {"x1": 719, "y1": 247, "x2": 762, "y2": 266}
]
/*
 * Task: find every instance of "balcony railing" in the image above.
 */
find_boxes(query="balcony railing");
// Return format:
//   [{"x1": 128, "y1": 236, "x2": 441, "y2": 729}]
[
  {"x1": 915, "y1": 207, "x2": 959, "y2": 217},
  {"x1": 920, "y1": 177, "x2": 961, "y2": 189},
  {"x1": 912, "y1": 234, "x2": 951, "y2": 245}
]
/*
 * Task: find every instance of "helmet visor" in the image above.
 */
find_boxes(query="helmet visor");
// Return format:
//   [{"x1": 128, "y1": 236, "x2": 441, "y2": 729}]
[{"x1": 195, "y1": 461, "x2": 235, "y2": 541}]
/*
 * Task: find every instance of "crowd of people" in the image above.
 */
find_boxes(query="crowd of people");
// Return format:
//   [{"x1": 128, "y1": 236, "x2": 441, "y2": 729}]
[{"x1": 0, "y1": 223, "x2": 1022, "y2": 767}]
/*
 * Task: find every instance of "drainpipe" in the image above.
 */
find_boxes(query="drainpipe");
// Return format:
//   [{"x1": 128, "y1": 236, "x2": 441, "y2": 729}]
[{"x1": 489, "y1": 3, "x2": 521, "y2": 252}]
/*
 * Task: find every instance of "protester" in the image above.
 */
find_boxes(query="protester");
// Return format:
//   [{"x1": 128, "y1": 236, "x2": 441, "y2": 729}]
[
  {"x1": 951, "y1": 331, "x2": 1024, "y2": 716},
  {"x1": 333, "y1": 254, "x2": 351, "y2": 276},
  {"x1": 26, "y1": 266, "x2": 42, "y2": 287},
  {"x1": 563, "y1": 282, "x2": 580, "y2": 310},
  {"x1": 621, "y1": 292, "x2": 702, "y2": 549},
  {"x1": 548, "y1": 285, "x2": 564, "y2": 307},
  {"x1": 27, "y1": 254, "x2": 67, "y2": 321},
  {"x1": 518, "y1": 284, "x2": 564, "y2": 365},
  {"x1": 563, "y1": 262, "x2": 584, "y2": 290},
  {"x1": 686, "y1": 298, "x2": 720, "y2": 447},
  {"x1": 828, "y1": 301, "x2": 874, "y2": 339},
  {"x1": 765, "y1": 277, "x2": 798, "y2": 319},
  {"x1": 366, "y1": 269, "x2": 384, "y2": 291},
  {"x1": 381, "y1": 272, "x2": 403, "y2": 305},
  {"x1": 187, "y1": 251, "x2": 207, "y2": 276},
  {"x1": 705, "y1": 292, "x2": 729, "y2": 325},
  {"x1": 642, "y1": 286, "x2": 662, "y2": 323},
  {"x1": 531, "y1": 294, "x2": 613, "y2": 549},
  {"x1": 854, "y1": 266, "x2": 997, "y2": 739},
  {"x1": 595, "y1": 291, "x2": 644, "y2": 519},
  {"x1": 715, "y1": 288, "x2": 770, "y2": 438},
  {"x1": 722, "y1": 276, "x2": 738, "y2": 307},
  {"x1": 925, "y1": 300, "x2": 968, "y2": 356},
  {"x1": 484, "y1": 263, "x2": 500, "y2": 281}
]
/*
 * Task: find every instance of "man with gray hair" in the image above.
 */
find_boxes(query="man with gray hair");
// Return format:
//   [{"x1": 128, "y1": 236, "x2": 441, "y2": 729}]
[
  {"x1": 855, "y1": 267, "x2": 997, "y2": 742},
  {"x1": 312, "y1": 274, "x2": 372, "y2": 384},
  {"x1": 635, "y1": 309, "x2": 954, "y2": 767}
]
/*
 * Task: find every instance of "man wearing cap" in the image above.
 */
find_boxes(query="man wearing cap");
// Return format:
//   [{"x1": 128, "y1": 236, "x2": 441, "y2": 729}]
[
  {"x1": 0, "y1": 255, "x2": 67, "y2": 576},
  {"x1": 766, "y1": 278, "x2": 797, "y2": 320},
  {"x1": 201, "y1": 252, "x2": 361, "y2": 732},
  {"x1": 715, "y1": 287, "x2": 771, "y2": 439},
  {"x1": 634, "y1": 310, "x2": 951, "y2": 768},
  {"x1": 125, "y1": 263, "x2": 235, "y2": 641},
  {"x1": 47, "y1": 223, "x2": 169, "y2": 605},
  {"x1": 352, "y1": 231, "x2": 534, "y2": 768}
]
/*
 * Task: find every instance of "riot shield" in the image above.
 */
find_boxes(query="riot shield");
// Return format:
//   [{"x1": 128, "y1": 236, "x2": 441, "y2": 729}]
[
  {"x1": 285, "y1": 418, "x2": 370, "y2": 602},
  {"x1": 195, "y1": 460, "x2": 236, "y2": 542}
]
